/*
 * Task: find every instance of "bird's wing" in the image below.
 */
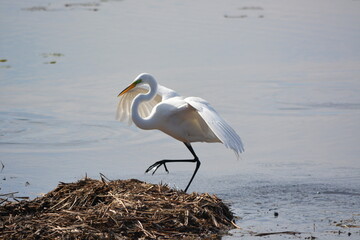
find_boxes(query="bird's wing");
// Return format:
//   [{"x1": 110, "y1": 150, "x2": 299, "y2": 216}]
[
  {"x1": 184, "y1": 97, "x2": 244, "y2": 157},
  {"x1": 116, "y1": 86, "x2": 162, "y2": 125},
  {"x1": 157, "y1": 85, "x2": 180, "y2": 100}
]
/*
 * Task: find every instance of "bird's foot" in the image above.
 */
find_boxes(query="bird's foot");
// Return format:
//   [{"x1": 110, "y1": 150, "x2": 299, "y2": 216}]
[{"x1": 145, "y1": 160, "x2": 169, "y2": 175}]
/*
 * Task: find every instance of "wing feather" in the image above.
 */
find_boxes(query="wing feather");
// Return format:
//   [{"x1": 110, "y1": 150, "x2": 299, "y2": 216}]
[
  {"x1": 185, "y1": 97, "x2": 244, "y2": 157},
  {"x1": 116, "y1": 87, "x2": 162, "y2": 125}
]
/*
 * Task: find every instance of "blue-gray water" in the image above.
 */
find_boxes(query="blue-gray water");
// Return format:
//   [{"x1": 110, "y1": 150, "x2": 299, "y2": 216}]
[{"x1": 1, "y1": 0, "x2": 360, "y2": 238}]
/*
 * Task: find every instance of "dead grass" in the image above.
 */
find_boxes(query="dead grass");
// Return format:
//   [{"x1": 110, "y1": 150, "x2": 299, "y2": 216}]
[{"x1": 0, "y1": 176, "x2": 235, "y2": 239}]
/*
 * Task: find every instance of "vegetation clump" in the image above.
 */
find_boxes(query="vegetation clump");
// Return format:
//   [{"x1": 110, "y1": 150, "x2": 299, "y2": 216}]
[{"x1": 0, "y1": 177, "x2": 235, "y2": 239}]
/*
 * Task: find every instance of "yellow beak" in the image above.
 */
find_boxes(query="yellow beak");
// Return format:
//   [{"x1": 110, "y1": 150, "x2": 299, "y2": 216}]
[{"x1": 118, "y1": 82, "x2": 136, "y2": 97}]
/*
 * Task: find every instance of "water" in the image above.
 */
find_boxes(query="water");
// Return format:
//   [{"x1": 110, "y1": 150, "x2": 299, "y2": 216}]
[{"x1": 1, "y1": 0, "x2": 360, "y2": 238}]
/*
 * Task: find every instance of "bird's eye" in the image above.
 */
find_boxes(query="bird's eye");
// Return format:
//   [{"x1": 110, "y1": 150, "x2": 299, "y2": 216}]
[{"x1": 135, "y1": 79, "x2": 142, "y2": 85}]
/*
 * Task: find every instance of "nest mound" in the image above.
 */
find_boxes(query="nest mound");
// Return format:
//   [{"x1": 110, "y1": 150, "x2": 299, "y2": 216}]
[{"x1": 0, "y1": 177, "x2": 235, "y2": 239}]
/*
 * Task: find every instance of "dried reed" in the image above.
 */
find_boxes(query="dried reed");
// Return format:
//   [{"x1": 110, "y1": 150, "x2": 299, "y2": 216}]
[{"x1": 0, "y1": 177, "x2": 235, "y2": 239}]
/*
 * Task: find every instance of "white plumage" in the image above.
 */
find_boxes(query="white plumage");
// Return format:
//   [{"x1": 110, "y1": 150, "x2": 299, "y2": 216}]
[{"x1": 116, "y1": 73, "x2": 244, "y2": 192}]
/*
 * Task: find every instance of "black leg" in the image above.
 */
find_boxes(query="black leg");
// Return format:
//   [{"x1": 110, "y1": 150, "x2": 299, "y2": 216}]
[
  {"x1": 183, "y1": 143, "x2": 201, "y2": 192},
  {"x1": 145, "y1": 142, "x2": 201, "y2": 192}
]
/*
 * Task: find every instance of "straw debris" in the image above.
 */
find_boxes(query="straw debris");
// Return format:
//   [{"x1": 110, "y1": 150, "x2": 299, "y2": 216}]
[{"x1": 0, "y1": 177, "x2": 235, "y2": 239}]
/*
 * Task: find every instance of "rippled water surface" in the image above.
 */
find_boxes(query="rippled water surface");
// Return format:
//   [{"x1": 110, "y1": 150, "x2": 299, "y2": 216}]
[{"x1": 1, "y1": 0, "x2": 360, "y2": 238}]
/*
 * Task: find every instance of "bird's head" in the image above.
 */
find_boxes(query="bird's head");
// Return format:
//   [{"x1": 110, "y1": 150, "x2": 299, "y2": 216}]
[{"x1": 118, "y1": 73, "x2": 154, "y2": 97}]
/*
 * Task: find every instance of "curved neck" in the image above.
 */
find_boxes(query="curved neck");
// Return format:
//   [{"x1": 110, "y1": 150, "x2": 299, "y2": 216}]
[{"x1": 132, "y1": 77, "x2": 158, "y2": 130}]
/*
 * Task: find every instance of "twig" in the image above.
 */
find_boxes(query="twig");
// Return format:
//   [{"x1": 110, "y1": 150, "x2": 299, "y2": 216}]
[{"x1": 254, "y1": 231, "x2": 301, "y2": 236}]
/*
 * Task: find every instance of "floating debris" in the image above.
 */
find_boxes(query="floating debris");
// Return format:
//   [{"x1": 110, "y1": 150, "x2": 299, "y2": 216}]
[
  {"x1": 42, "y1": 53, "x2": 63, "y2": 65},
  {"x1": 0, "y1": 192, "x2": 29, "y2": 205},
  {"x1": 22, "y1": 2, "x2": 103, "y2": 12},
  {"x1": 64, "y1": 3, "x2": 100, "y2": 8},
  {"x1": 238, "y1": 6, "x2": 264, "y2": 11},
  {"x1": 64, "y1": 2, "x2": 100, "y2": 11},
  {"x1": 22, "y1": 6, "x2": 48, "y2": 11},
  {"x1": 254, "y1": 231, "x2": 301, "y2": 237},
  {"x1": 225, "y1": 6, "x2": 264, "y2": 19},
  {"x1": 0, "y1": 60, "x2": 10, "y2": 69},
  {"x1": 41, "y1": 53, "x2": 64, "y2": 58},
  {"x1": 333, "y1": 216, "x2": 360, "y2": 228},
  {"x1": 224, "y1": 14, "x2": 247, "y2": 19},
  {"x1": 0, "y1": 177, "x2": 236, "y2": 239}
]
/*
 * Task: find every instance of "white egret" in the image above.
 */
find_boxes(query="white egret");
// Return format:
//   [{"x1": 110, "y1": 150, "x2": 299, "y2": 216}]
[{"x1": 116, "y1": 73, "x2": 244, "y2": 192}]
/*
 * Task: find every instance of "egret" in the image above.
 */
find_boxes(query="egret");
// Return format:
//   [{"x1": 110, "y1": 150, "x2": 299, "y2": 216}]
[{"x1": 116, "y1": 73, "x2": 244, "y2": 192}]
